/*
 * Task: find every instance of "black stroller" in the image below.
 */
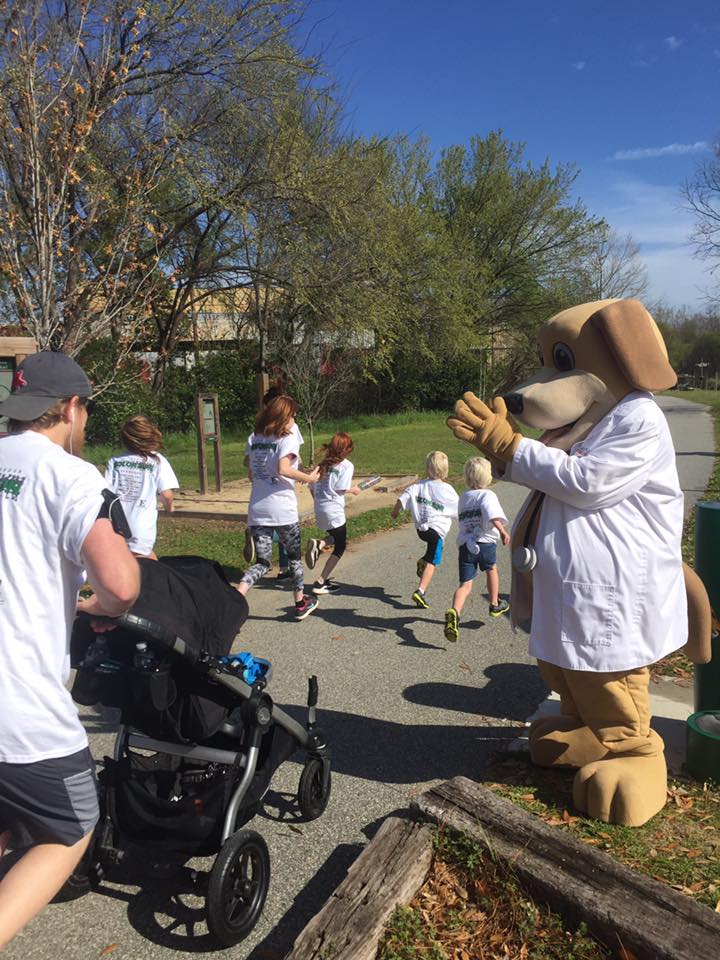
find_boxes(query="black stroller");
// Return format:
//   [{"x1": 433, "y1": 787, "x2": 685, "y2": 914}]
[{"x1": 71, "y1": 556, "x2": 331, "y2": 947}]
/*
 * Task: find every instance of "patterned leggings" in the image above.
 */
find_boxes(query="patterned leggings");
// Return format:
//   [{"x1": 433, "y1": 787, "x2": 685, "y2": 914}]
[{"x1": 241, "y1": 523, "x2": 304, "y2": 593}]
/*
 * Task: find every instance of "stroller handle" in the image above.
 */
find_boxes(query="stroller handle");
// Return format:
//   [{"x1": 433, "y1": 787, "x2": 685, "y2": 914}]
[{"x1": 117, "y1": 613, "x2": 200, "y2": 666}]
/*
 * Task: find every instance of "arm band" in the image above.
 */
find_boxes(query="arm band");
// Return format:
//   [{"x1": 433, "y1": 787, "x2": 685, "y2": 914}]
[{"x1": 98, "y1": 489, "x2": 132, "y2": 540}]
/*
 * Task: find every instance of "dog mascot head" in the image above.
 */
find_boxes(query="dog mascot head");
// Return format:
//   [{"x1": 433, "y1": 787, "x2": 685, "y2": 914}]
[{"x1": 503, "y1": 298, "x2": 677, "y2": 451}]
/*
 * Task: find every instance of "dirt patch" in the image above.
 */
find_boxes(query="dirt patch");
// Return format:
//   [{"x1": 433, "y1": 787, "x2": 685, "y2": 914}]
[{"x1": 378, "y1": 829, "x2": 610, "y2": 960}]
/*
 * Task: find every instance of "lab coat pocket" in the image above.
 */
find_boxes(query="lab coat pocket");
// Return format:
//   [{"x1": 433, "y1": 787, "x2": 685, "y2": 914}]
[{"x1": 561, "y1": 581, "x2": 616, "y2": 647}]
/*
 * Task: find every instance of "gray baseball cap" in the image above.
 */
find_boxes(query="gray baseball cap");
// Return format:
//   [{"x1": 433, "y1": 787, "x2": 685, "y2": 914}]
[{"x1": 0, "y1": 351, "x2": 93, "y2": 420}]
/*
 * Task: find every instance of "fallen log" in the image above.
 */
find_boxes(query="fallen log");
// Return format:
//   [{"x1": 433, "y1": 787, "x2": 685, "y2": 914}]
[
  {"x1": 411, "y1": 776, "x2": 720, "y2": 960},
  {"x1": 285, "y1": 816, "x2": 434, "y2": 960}
]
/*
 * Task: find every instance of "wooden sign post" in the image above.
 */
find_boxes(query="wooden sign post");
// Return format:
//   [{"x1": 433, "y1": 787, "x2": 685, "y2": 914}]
[{"x1": 194, "y1": 392, "x2": 223, "y2": 494}]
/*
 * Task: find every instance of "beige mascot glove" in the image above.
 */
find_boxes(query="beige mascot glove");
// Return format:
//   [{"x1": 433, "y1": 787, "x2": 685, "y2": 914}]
[{"x1": 447, "y1": 393, "x2": 523, "y2": 464}]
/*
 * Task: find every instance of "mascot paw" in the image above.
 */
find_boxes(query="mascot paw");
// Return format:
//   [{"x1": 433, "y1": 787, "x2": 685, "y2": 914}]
[
  {"x1": 573, "y1": 740, "x2": 667, "y2": 826},
  {"x1": 529, "y1": 716, "x2": 608, "y2": 769},
  {"x1": 447, "y1": 393, "x2": 523, "y2": 464}
]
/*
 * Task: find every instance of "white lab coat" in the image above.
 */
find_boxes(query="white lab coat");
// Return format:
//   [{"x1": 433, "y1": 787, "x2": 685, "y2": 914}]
[{"x1": 507, "y1": 392, "x2": 687, "y2": 672}]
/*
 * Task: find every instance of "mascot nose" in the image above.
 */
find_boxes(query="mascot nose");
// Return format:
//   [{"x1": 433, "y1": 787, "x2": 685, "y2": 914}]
[{"x1": 504, "y1": 393, "x2": 524, "y2": 415}]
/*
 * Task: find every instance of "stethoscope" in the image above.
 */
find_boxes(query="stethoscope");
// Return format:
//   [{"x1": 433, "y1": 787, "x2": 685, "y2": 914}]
[{"x1": 511, "y1": 492, "x2": 545, "y2": 573}]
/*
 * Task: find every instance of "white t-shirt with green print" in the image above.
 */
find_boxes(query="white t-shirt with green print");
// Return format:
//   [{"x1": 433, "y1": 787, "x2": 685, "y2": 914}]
[
  {"x1": 310, "y1": 458, "x2": 354, "y2": 530},
  {"x1": 105, "y1": 451, "x2": 178, "y2": 555}
]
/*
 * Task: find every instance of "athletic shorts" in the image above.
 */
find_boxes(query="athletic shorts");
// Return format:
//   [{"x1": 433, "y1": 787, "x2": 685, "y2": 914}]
[
  {"x1": 417, "y1": 528, "x2": 444, "y2": 566},
  {"x1": 458, "y1": 542, "x2": 497, "y2": 582},
  {"x1": 0, "y1": 746, "x2": 99, "y2": 847}
]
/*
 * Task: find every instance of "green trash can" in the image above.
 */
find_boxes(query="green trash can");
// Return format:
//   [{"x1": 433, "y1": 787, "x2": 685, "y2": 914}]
[
  {"x1": 693, "y1": 501, "x2": 720, "y2": 712},
  {"x1": 686, "y1": 711, "x2": 720, "y2": 782}
]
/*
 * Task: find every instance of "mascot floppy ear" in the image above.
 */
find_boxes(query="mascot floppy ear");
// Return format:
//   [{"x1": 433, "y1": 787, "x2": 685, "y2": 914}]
[{"x1": 591, "y1": 298, "x2": 677, "y2": 392}]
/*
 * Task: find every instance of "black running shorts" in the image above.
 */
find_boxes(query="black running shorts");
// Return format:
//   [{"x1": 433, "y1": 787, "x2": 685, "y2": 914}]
[{"x1": 0, "y1": 746, "x2": 99, "y2": 846}]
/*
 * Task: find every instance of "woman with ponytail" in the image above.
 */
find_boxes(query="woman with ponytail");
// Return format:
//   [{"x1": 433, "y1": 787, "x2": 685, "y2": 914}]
[{"x1": 305, "y1": 432, "x2": 362, "y2": 594}]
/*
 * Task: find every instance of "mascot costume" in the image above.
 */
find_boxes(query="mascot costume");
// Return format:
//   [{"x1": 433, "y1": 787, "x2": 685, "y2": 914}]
[{"x1": 448, "y1": 298, "x2": 711, "y2": 826}]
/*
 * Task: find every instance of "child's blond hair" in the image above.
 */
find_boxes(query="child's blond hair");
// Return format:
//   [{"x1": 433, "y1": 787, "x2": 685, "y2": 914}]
[
  {"x1": 464, "y1": 456, "x2": 491, "y2": 490},
  {"x1": 426, "y1": 450, "x2": 449, "y2": 480}
]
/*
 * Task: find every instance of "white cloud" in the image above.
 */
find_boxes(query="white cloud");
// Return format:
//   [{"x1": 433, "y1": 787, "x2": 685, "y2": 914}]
[
  {"x1": 664, "y1": 35, "x2": 684, "y2": 51},
  {"x1": 571, "y1": 61, "x2": 586, "y2": 71},
  {"x1": 613, "y1": 141, "x2": 710, "y2": 161},
  {"x1": 581, "y1": 176, "x2": 713, "y2": 307}
]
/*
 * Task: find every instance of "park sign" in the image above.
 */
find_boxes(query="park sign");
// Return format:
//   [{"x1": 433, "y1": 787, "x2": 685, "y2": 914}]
[{"x1": 194, "y1": 392, "x2": 223, "y2": 495}]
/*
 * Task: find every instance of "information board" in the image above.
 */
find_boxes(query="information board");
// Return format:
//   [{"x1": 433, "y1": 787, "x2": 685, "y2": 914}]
[{"x1": 194, "y1": 392, "x2": 223, "y2": 494}]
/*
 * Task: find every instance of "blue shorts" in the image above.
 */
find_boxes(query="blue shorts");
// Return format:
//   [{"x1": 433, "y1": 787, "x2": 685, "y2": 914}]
[
  {"x1": 417, "y1": 528, "x2": 444, "y2": 566},
  {"x1": 458, "y1": 542, "x2": 497, "y2": 582}
]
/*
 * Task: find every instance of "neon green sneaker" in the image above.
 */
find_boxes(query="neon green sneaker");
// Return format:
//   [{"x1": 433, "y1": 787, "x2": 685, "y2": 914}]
[
  {"x1": 489, "y1": 599, "x2": 510, "y2": 618},
  {"x1": 444, "y1": 608, "x2": 459, "y2": 642},
  {"x1": 412, "y1": 590, "x2": 429, "y2": 609}
]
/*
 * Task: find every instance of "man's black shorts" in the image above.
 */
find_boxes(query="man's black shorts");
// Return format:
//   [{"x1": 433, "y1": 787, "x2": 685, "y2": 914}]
[{"x1": 0, "y1": 746, "x2": 99, "y2": 846}]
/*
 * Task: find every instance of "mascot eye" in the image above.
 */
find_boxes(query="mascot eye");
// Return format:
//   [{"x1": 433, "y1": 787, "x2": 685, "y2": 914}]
[{"x1": 552, "y1": 343, "x2": 575, "y2": 372}]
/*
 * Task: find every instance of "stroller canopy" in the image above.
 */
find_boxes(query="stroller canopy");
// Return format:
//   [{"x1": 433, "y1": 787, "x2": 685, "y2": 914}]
[{"x1": 131, "y1": 556, "x2": 249, "y2": 657}]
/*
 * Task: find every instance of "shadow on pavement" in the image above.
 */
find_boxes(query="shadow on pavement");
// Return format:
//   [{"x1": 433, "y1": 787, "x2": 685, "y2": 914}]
[
  {"x1": 403, "y1": 662, "x2": 549, "y2": 722},
  {"x1": 247, "y1": 841, "x2": 364, "y2": 960},
  {"x1": 272, "y1": 702, "x2": 522, "y2": 784}
]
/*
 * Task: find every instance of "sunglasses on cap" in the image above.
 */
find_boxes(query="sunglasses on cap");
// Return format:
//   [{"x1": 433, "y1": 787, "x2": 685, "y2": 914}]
[{"x1": 80, "y1": 398, "x2": 96, "y2": 416}]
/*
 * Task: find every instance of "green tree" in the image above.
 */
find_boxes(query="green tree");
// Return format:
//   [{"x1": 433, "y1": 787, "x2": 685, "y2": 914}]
[{"x1": 433, "y1": 131, "x2": 602, "y2": 392}]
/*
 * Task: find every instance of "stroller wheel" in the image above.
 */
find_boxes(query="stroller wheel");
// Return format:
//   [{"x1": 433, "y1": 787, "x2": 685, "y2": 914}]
[
  {"x1": 297, "y1": 757, "x2": 331, "y2": 821},
  {"x1": 206, "y1": 829, "x2": 270, "y2": 946}
]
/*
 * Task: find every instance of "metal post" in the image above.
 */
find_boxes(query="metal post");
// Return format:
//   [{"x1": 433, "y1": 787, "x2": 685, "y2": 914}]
[{"x1": 694, "y1": 502, "x2": 720, "y2": 711}]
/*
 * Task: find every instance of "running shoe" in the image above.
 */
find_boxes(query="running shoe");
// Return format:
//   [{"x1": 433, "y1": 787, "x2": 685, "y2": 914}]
[
  {"x1": 489, "y1": 599, "x2": 510, "y2": 618},
  {"x1": 295, "y1": 595, "x2": 319, "y2": 620},
  {"x1": 444, "y1": 608, "x2": 459, "y2": 642},
  {"x1": 276, "y1": 569, "x2": 292, "y2": 580},
  {"x1": 243, "y1": 527, "x2": 255, "y2": 564},
  {"x1": 312, "y1": 580, "x2": 339, "y2": 595},
  {"x1": 416, "y1": 558, "x2": 427, "y2": 578},
  {"x1": 412, "y1": 590, "x2": 429, "y2": 609},
  {"x1": 305, "y1": 538, "x2": 322, "y2": 569}
]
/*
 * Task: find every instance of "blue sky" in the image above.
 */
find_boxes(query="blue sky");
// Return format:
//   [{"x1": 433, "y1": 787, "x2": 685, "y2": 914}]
[{"x1": 304, "y1": 1, "x2": 720, "y2": 310}]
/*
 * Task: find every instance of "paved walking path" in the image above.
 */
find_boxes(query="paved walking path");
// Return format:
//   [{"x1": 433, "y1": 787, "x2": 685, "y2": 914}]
[{"x1": 7, "y1": 396, "x2": 714, "y2": 960}]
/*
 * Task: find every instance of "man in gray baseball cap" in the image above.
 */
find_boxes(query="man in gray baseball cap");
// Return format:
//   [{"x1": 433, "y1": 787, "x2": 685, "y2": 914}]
[
  {"x1": 0, "y1": 351, "x2": 140, "y2": 948},
  {"x1": 0, "y1": 350, "x2": 94, "y2": 420}
]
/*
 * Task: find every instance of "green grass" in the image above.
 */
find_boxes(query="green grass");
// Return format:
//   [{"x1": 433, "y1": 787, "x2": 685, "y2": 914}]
[
  {"x1": 155, "y1": 503, "x2": 410, "y2": 581},
  {"x1": 86, "y1": 409, "x2": 485, "y2": 489},
  {"x1": 485, "y1": 760, "x2": 720, "y2": 910}
]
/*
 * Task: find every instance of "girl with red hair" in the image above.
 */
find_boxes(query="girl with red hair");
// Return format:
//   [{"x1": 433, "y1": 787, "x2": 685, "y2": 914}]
[
  {"x1": 238, "y1": 396, "x2": 320, "y2": 619},
  {"x1": 305, "y1": 432, "x2": 362, "y2": 594}
]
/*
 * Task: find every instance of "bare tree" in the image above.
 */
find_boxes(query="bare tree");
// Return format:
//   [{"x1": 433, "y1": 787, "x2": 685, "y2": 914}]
[
  {"x1": 0, "y1": 0, "x2": 305, "y2": 359},
  {"x1": 685, "y1": 149, "x2": 720, "y2": 304},
  {"x1": 282, "y1": 332, "x2": 361, "y2": 463},
  {"x1": 582, "y1": 225, "x2": 648, "y2": 300}
]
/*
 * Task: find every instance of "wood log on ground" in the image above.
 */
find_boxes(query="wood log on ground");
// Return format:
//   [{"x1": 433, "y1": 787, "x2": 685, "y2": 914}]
[
  {"x1": 285, "y1": 816, "x2": 434, "y2": 960},
  {"x1": 411, "y1": 776, "x2": 720, "y2": 960}
]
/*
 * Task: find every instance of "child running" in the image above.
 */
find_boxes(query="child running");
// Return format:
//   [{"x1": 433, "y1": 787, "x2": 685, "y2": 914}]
[
  {"x1": 104, "y1": 415, "x2": 179, "y2": 558},
  {"x1": 391, "y1": 450, "x2": 458, "y2": 608},
  {"x1": 243, "y1": 385, "x2": 305, "y2": 580},
  {"x1": 305, "y1": 432, "x2": 362, "y2": 594},
  {"x1": 237, "y1": 396, "x2": 320, "y2": 620},
  {"x1": 444, "y1": 456, "x2": 510, "y2": 642}
]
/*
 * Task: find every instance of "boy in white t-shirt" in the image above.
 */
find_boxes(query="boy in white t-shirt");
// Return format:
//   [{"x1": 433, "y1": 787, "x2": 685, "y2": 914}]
[
  {"x1": 104, "y1": 415, "x2": 179, "y2": 558},
  {"x1": 444, "y1": 456, "x2": 510, "y2": 643},
  {"x1": 391, "y1": 450, "x2": 458, "y2": 608}
]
